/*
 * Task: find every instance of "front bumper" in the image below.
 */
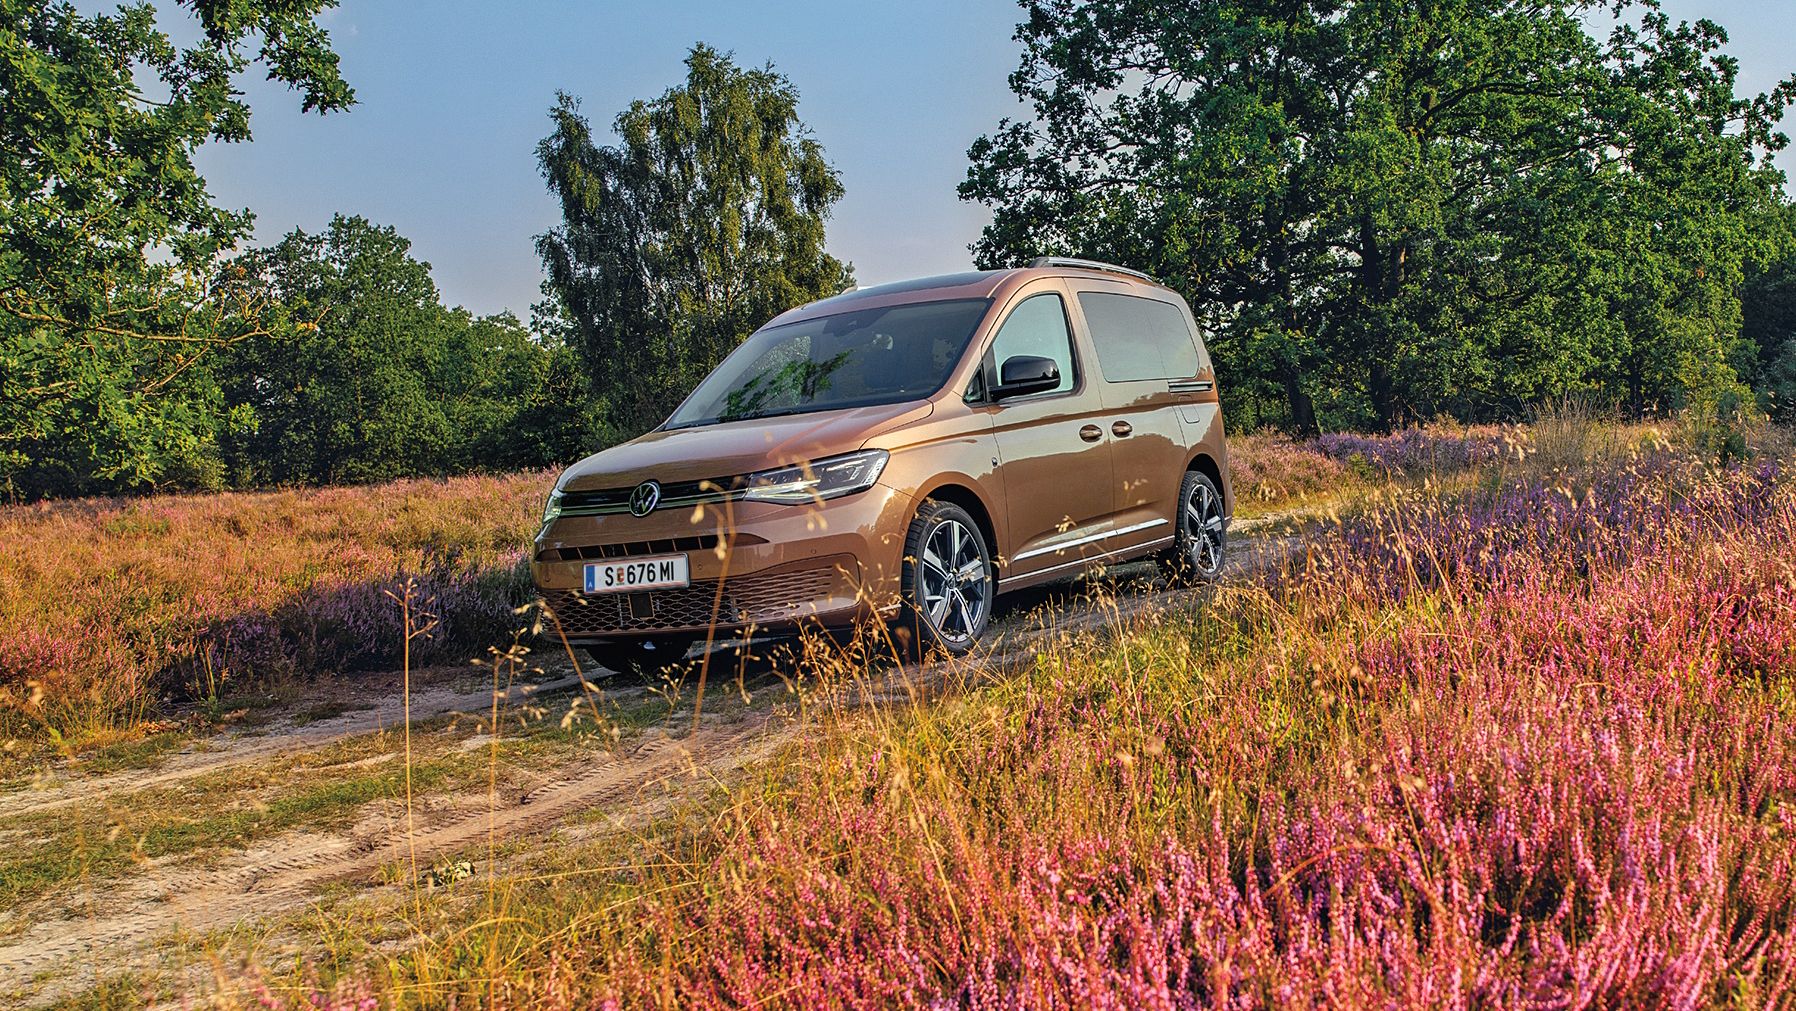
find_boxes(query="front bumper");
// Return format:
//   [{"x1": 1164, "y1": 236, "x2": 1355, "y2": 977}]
[{"x1": 531, "y1": 483, "x2": 914, "y2": 641}]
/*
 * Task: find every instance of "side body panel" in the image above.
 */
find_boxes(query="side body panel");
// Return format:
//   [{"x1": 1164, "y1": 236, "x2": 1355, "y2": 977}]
[
  {"x1": 1166, "y1": 296, "x2": 1232, "y2": 517},
  {"x1": 970, "y1": 279, "x2": 1119, "y2": 578},
  {"x1": 867, "y1": 402, "x2": 1000, "y2": 594},
  {"x1": 1067, "y1": 282, "x2": 1194, "y2": 555}
]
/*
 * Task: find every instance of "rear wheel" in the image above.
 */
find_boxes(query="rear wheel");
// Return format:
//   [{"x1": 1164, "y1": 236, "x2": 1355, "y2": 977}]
[
  {"x1": 582, "y1": 636, "x2": 696, "y2": 680},
  {"x1": 899, "y1": 501, "x2": 994, "y2": 657},
  {"x1": 1161, "y1": 470, "x2": 1227, "y2": 584}
]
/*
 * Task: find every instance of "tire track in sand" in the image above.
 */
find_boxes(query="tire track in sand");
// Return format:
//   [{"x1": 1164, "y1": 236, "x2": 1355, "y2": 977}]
[
  {"x1": 0, "y1": 673, "x2": 594, "y2": 821},
  {"x1": 0, "y1": 718, "x2": 778, "y2": 993}
]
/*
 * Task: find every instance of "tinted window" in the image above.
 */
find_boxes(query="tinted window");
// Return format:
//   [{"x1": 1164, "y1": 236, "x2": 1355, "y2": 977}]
[
  {"x1": 1078, "y1": 293, "x2": 1201, "y2": 382},
  {"x1": 666, "y1": 299, "x2": 989, "y2": 429},
  {"x1": 987, "y1": 293, "x2": 1075, "y2": 395}
]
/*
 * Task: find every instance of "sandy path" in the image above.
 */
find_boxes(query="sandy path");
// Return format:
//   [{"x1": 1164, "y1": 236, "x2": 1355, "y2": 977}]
[
  {"x1": 0, "y1": 672, "x2": 594, "y2": 821},
  {"x1": 0, "y1": 718, "x2": 784, "y2": 997}
]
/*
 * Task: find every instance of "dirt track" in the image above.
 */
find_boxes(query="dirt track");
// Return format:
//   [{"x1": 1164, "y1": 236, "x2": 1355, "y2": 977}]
[
  {"x1": 0, "y1": 515, "x2": 1301, "y2": 1003},
  {"x1": 0, "y1": 718, "x2": 785, "y2": 996},
  {"x1": 0, "y1": 672, "x2": 590, "y2": 822}
]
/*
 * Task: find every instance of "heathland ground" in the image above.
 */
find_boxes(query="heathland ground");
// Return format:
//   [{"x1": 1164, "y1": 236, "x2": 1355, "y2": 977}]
[{"x1": 3, "y1": 414, "x2": 1793, "y2": 1008}]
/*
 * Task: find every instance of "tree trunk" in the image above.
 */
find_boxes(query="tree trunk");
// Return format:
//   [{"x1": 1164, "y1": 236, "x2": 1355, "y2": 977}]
[
  {"x1": 1358, "y1": 218, "x2": 1397, "y2": 432},
  {"x1": 1283, "y1": 363, "x2": 1319, "y2": 437},
  {"x1": 1369, "y1": 358, "x2": 1396, "y2": 433},
  {"x1": 1267, "y1": 224, "x2": 1317, "y2": 438}
]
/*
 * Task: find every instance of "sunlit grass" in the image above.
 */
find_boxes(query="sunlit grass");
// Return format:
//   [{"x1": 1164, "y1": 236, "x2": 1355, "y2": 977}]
[
  {"x1": 17, "y1": 415, "x2": 1796, "y2": 1009},
  {"x1": 0, "y1": 471, "x2": 552, "y2": 750},
  {"x1": 215, "y1": 426, "x2": 1796, "y2": 1008},
  {"x1": 0, "y1": 430, "x2": 1529, "y2": 755}
]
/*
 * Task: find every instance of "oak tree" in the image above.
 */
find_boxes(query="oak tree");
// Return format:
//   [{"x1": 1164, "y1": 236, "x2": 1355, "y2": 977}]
[
  {"x1": 962, "y1": 0, "x2": 1795, "y2": 432},
  {"x1": 1, "y1": 0, "x2": 353, "y2": 497}
]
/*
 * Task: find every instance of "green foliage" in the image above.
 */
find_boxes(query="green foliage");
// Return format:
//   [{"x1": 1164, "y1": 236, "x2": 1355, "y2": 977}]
[
  {"x1": 0, "y1": 0, "x2": 353, "y2": 499},
  {"x1": 962, "y1": 0, "x2": 1796, "y2": 434},
  {"x1": 537, "y1": 43, "x2": 852, "y2": 439},
  {"x1": 1, "y1": 2, "x2": 614, "y2": 500},
  {"x1": 1681, "y1": 385, "x2": 1759, "y2": 465},
  {"x1": 1743, "y1": 207, "x2": 1796, "y2": 422},
  {"x1": 220, "y1": 215, "x2": 602, "y2": 485}
]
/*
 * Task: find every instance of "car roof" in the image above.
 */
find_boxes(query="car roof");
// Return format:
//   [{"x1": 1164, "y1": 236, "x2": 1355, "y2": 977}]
[{"x1": 763, "y1": 265, "x2": 1173, "y2": 328}]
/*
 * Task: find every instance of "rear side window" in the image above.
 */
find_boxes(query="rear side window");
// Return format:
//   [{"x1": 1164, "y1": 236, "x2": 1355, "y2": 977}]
[
  {"x1": 1078, "y1": 292, "x2": 1201, "y2": 382},
  {"x1": 987, "y1": 293, "x2": 1075, "y2": 395}
]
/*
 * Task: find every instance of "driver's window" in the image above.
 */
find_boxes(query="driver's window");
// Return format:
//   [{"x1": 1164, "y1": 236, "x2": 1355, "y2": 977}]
[{"x1": 988, "y1": 293, "x2": 1075, "y2": 395}]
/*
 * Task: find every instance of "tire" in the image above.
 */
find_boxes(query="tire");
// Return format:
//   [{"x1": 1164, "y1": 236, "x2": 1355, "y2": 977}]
[
  {"x1": 582, "y1": 636, "x2": 696, "y2": 680},
  {"x1": 1161, "y1": 470, "x2": 1227, "y2": 585},
  {"x1": 899, "y1": 501, "x2": 994, "y2": 657}
]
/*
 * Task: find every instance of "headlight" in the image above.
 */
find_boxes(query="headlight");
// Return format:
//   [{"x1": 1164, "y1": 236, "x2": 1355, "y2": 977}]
[
  {"x1": 740, "y1": 450, "x2": 889, "y2": 505},
  {"x1": 541, "y1": 488, "x2": 564, "y2": 526}
]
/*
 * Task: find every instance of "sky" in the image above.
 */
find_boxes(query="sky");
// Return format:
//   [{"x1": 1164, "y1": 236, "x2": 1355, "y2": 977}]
[{"x1": 191, "y1": 0, "x2": 1796, "y2": 320}]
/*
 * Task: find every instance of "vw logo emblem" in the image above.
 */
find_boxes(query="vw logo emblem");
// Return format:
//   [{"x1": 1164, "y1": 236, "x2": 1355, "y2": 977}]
[{"x1": 628, "y1": 480, "x2": 661, "y2": 517}]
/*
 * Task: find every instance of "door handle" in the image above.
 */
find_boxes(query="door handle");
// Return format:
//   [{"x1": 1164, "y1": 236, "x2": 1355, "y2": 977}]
[
  {"x1": 1111, "y1": 420, "x2": 1134, "y2": 437},
  {"x1": 1079, "y1": 424, "x2": 1103, "y2": 443}
]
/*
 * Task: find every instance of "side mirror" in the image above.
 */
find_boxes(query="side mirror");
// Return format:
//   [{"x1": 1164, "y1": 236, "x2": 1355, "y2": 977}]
[{"x1": 992, "y1": 355, "x2": 1061, "y2": 399}]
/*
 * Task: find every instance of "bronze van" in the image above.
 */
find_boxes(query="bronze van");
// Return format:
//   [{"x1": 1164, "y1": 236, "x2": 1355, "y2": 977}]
[{"x1": 532, "y1": 259, "x2": 1232, "y2": 675}]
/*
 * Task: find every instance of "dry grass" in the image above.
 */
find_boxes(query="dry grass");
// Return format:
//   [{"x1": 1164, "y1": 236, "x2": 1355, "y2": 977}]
[
  {"x1": 201, "y1": 425, "x2": 1796, "y2": 1009},
  {"x1": 0, "y1": 472, "x2": 550, "y2": 749},
  {"x1": 19, "y1": 417, "x2": 1796, "y2": 1008},
  {"x1": 0, "y1": 433, "x2": 1410, "y2": 754},
  {"x1": 0, "y1": 421, "x2": 1659, "y2": 756},
  {"x1": 21, "y1": 419, "x2": 1785, "y2": 1009}
]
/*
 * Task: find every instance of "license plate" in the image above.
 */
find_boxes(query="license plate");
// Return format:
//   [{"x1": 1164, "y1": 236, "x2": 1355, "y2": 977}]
[{"x1": 583, "y1": 554, "x2": 690, "y2": 594}]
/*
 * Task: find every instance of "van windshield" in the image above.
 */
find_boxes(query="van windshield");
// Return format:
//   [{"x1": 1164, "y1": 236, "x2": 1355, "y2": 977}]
[{"x1": 664, "y1": 298, "x2": 990, "y2": 430}]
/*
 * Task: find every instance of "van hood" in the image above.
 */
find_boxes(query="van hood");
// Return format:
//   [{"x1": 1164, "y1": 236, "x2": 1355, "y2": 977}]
[{"x1": 558, "y1": 401, "x2": 932, "y2": 492}]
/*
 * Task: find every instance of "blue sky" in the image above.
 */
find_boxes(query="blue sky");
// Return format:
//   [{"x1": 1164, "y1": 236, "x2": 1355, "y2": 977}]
[{"x1": 192, "y1": 0, "x2": 1796, "y2": 320}]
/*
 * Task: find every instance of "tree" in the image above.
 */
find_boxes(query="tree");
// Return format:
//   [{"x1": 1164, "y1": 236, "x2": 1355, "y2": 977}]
[
  {"x1": 1742, "y1": 204, "x2": 1796, "y2": 422},
  {"x1": 0, "y1": 0, "x2": 353, "y2": 499},
  {"x1": 962, "y1": 0, "x2": 1794, "y2": 433},
  {"x1": 537, "y1": 43, "x2": 852, "y2": 440},
  {"x1": 219, "y1": 215, "x2": 596, "y2": 485},
  {"x1": 220, "y1": 216, "x2": 447, "y2": 485}
]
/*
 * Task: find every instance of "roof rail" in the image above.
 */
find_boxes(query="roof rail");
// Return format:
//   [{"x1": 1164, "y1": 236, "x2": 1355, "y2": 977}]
[{"x1": 1027, "y1": 256, "x2": 1156, "y2": 283}]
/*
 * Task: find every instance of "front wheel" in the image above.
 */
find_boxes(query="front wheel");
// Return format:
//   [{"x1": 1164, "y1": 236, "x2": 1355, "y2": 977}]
[
  {"x1": 1161, "y1": 471, "x2": 1227, "y2": 584},
  {"x1": 582, "y1": 636, "x2": 696, "y2": 681},
  {"x1": 899, "y1": 501, "x2": 994, "y2": 657}
]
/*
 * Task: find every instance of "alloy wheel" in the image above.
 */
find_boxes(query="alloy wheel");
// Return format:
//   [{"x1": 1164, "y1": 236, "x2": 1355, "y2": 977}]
[
  {"x1": 917, "y1": 517, "x2": 990, "y2": 645},
  {"x1": 1182, "y1": 479, "x2": 1225, "y2": 578}
]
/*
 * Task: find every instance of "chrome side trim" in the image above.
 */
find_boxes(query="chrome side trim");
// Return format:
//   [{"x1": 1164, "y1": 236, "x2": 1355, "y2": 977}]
[
  {"x1": 1015, "y1": 535, "x2": 1175, "y2": 580},
  {"x1": 1011, "y1": 518, "x2": 1169, "y2": 563}
]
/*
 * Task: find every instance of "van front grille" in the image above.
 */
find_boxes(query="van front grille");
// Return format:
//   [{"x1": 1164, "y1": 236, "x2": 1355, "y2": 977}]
[
  {"x1": 541, "y1": 566, "x2": 841, "y2": 637},
  {"x1": 536, "y1": 531, "x2": 765, "y2": 563},
  {"x1": 559, "y1": 477, "x2": 743, "y2": 516},
  {"x1": 544, "y1": 583, "x2": 736, "y2": 636}
]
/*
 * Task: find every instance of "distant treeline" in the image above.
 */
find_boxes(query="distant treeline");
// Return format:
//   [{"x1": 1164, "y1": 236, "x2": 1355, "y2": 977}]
[
  {"x1": 8, "y1": 214, "x2": 604, "y2": 498},
  {"x1": 4, "y1": 2, "x2": 1795, "y2": 502}
]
